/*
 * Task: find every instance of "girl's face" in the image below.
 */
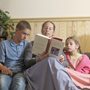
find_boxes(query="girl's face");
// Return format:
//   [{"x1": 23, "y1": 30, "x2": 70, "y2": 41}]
[
  {"x1": 65, "y1": 39, "x2": 79, "y2": 53},
  {"x1": 41, "y1": 22, "x2": 54, "y2": 38}
]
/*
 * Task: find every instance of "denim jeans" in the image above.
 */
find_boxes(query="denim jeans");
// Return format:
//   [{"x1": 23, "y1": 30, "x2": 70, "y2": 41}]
[{"x1": 0, "y1": 73, "x2": 26, "y2": 90}]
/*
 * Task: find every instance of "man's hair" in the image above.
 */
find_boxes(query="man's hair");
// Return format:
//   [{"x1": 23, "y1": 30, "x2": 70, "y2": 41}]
[{"x1": 16, "y1": 20, "x2": 31, "y2": 31}]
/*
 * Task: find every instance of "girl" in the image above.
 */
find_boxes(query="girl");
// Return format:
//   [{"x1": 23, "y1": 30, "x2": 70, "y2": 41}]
[{"x1": 64, "y1": 36, "x2": 90, "y2": 89}]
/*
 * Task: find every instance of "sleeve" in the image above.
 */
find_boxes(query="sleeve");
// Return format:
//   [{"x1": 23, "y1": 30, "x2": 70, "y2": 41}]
[
  {"x1": 0, "y1": 41, "x2": 6, "y2": 64},
  {"x1": 24, "y1": 42, "x2": 36, "y2": 68},
  {"x1": 76, "y1": 54, "x2": 90, "y2": 74},
  {"x1": 61, "y1": 52, "x2": 69, "y2": 67}
]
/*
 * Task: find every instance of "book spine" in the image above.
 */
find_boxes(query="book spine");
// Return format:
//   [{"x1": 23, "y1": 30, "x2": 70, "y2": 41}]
[{"x1": 46, "y1": 39, "x2": 51, "y2": 53}]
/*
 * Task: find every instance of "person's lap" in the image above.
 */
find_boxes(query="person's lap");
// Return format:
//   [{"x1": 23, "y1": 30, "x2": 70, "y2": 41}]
[
  {"x1": 25, "y1": 56, "x2": 80, "y2": 90},
  {"x1": 0, "y1": 72, "x2": 26, "y2": 90}
]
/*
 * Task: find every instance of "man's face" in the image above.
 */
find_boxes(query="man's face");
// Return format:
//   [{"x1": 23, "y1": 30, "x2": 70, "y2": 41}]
[
  {"x1": 41, "y1": 22, "x2": 54, "y2": 38},
  {"x1": 15, "y1": 29, "x2": 31, "y2": 42}
]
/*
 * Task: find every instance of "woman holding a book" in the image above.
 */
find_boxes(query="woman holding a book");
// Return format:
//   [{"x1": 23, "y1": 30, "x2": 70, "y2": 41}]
[{"x1": 24, "y1": 20, "x2": 56, "y2": 67}]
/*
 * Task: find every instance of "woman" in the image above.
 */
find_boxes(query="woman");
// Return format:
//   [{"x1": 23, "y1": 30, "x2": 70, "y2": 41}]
[{"x1": 24, "y1": 20, "x2": 64, "y2": 66}]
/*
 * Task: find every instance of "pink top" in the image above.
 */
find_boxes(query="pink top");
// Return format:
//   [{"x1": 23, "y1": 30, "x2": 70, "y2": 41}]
[
  {"x1": 65, "y1": 53, "x2": 90, "y2": 89},
  {"x1": 66, "y1": 53, "x2": 90, "y2": 74}
]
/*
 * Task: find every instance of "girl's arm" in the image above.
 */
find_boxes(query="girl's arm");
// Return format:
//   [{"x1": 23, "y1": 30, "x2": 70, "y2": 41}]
[{"x1": 76, "y1": 54, "x2": 90, "y2": 74}]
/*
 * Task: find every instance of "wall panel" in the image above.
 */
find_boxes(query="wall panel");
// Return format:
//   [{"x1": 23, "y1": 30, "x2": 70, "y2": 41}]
[{"x1": 11, "y1": 17, "x2": 90, "y2": 53}]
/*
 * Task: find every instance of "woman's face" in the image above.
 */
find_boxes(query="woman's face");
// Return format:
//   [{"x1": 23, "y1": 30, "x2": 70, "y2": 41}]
[{"x1": 41, "y1": 22, "x2": 55, "y2": 38}]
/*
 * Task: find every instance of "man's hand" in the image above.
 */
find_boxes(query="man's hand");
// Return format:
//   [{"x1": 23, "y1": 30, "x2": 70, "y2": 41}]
[{"x1": 0, "y1": 64, "x2": 13, "y2": 76}]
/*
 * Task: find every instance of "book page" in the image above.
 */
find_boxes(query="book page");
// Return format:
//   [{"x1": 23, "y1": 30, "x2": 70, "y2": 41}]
[
  {"x1": 48, "y1": 38, "x2": 64, "y2": 56},
  {"x1": 32, "y1": 34, "x2": 50, "y2": 55}
]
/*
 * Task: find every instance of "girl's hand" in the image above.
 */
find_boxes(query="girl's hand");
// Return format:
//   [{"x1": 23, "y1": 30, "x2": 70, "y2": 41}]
[{"x1": 59, "y1": 55, "x2": 64, "y2": 63}]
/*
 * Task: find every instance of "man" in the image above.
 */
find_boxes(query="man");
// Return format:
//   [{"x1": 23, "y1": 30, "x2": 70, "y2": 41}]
[{"x1": 0, "y1": 20, "x2": 32, "y2": 90}]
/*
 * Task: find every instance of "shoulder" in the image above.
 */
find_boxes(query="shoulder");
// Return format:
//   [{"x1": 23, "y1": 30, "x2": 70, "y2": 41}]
[
  {"x1": 84, "y1": 52, "x2": 90, "y2": 59},
  {"x1": 22, "y1": 40, "x2": 31, "y2": 47},
  {"x1": 82, "y1": 54, "x2": 90, "y2": 60},
  {"x1": 24, "y1": 41, "x2": 32, "y2": 49},
  {"x1": 0, "y1": 39, "x2": 9, "y2": 43},
  {"x1": 80, "y1": 54, "x2": 90, "y2": 64},
  {"x1": 0, "y1": 40, "x2": 10, "y2": 46},
  {"x1": 0, "y1": 40, "x2": 11, "y2": 51}
]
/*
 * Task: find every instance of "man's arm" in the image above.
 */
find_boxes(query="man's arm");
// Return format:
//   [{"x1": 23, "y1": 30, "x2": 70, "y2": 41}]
[
  {"x1": 0, "y1": 41, "x2": 12, "y2": 75},
  {"x1": 24, "y1": 42, "x2": 35, "y2": 68}
]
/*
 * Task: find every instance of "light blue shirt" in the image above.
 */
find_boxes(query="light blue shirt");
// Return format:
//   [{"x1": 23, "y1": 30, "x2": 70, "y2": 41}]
[{"x1": 0, "y1": 39, "x2": 31, "y2": 73}]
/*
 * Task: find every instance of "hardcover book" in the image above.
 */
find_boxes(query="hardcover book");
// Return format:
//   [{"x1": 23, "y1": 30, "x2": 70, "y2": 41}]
[{"x1": 32, "y1": 34, "x2": 64, "y2": 56}]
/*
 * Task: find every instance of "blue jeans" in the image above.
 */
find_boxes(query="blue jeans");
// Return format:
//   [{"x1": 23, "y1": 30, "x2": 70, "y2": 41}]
[{"x1": 0, "y1": 73, "x2": 26, "y2": 90}]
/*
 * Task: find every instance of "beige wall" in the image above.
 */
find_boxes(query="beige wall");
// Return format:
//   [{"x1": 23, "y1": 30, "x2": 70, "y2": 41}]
[
  {"x1": 1, "y1": 0, "x2": 90, "y2": 18},
  {"x1": 11, "y1": 17, "x2": 90, "y2": 53}
]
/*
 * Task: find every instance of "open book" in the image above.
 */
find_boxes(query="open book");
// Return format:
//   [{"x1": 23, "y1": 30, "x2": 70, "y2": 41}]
[{"x1": 32, "y1": 34, "x2": 64, "y2": 56}]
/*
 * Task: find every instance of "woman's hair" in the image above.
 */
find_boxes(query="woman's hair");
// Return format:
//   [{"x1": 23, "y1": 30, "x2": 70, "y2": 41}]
[
  {"x1": 41, "y1": 21, "x2": 55, "y2": 31},
  {"x1": 65, "y1": 36, "x2": 82, "y2": 53},
  {"x1": 16, "y1": 20, "x2": 31, "y2": 31}
]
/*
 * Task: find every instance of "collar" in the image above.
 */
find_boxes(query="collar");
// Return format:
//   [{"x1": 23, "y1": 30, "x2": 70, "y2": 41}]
[{"x1": 10, "y1": 39, "x2": 25, "y2": 47}]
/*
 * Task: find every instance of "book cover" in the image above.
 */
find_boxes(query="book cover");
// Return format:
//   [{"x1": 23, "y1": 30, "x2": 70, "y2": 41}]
[
  {"x1": 32, "y1": 34, "x2": 64, "y2": 56},
  {"x1": 48, "y1": 38, "x2": 64, "y2": 57},
  {"x1": 32, "y1": 34, "x2": 50, "y2": 55}
]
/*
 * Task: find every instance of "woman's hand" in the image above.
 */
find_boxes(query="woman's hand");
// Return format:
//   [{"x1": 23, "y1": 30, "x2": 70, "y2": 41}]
[{"x1": 36, "y1": 52, "x2": 49, "y2": 62}]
